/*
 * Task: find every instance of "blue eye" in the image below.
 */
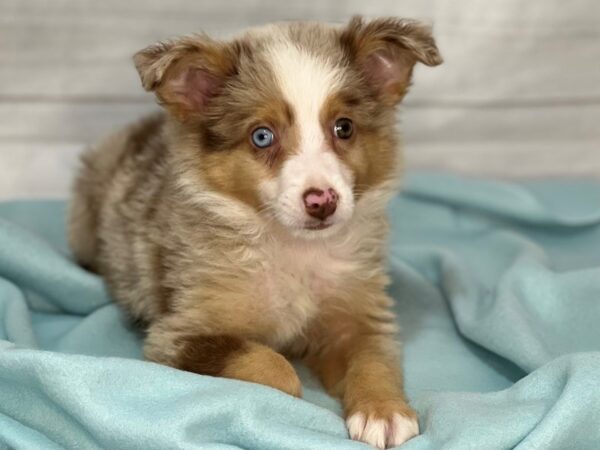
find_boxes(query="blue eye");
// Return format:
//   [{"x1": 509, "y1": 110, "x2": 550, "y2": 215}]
[{"x1": 251, "y1": 127, "x2": 275, "y2": 149}]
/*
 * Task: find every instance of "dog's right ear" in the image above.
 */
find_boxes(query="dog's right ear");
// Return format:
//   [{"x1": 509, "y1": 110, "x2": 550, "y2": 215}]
[{"x1": 134, "y1": 35, "x2": 240, "y2": 121}]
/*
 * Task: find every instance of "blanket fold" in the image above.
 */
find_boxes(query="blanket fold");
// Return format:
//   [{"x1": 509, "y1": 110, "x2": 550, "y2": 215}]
[{"x1": 1, "y1": 172, "x2": 599, "y2": 450}]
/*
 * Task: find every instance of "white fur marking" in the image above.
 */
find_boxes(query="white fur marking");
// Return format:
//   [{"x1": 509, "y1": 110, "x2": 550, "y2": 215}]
[
  {"x1": 346, "y1": 412, "x2": 419, "y2": 449},
  {"x1": 362, "y1": 418, "x2": 388, "y2": 449},
  {"x1": 390, "y1": 413, "x2": 420, "y2": 447},
  {"x1": 346, "y1": 412, "x2": 366, "y2": 440},
  {"x1": 266, "y1": 42, "x2": 343, "y2": 154},
  {"x1": 263, "y1": 40, "x2": 355, "y2": 232}
]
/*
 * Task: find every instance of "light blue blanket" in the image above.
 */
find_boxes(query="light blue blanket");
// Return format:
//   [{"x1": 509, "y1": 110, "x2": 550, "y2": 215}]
[{"x1": 1, "y1": 172, "x2": 599, "y2": 450}]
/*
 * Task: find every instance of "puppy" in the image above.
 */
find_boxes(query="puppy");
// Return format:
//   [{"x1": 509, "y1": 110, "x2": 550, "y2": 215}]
[{"x1": 68, "y1": 16, "x2": 441, "y2": 449}]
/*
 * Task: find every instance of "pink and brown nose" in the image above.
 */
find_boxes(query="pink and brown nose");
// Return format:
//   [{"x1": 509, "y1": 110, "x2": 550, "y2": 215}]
[{"x1": 303, "y1": 188, "x2": 338, "y2": 220}]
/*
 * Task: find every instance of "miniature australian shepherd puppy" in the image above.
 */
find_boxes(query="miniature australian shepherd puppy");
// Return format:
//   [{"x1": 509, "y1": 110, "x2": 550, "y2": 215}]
[{"x1": 68, "y1": 16, "x2": 441, "y2": 448}]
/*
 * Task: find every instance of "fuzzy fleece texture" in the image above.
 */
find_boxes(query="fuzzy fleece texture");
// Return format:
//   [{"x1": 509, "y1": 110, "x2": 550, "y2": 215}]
[{"x1": 1, "y1": 171, "x2": 599, "y2": 450}]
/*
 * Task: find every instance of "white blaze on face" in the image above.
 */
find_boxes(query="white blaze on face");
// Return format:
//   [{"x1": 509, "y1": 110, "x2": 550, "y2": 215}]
[{"x1": 260, "y1": 39, "x2": 355, "y2": 235}]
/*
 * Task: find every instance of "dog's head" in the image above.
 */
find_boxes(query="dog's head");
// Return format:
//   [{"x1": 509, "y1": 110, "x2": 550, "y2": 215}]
[{"x1": 134, "y1": 17, "x2": 441, "y2": 238}]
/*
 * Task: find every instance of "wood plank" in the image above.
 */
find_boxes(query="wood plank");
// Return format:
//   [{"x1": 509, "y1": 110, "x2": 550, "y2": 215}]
[
  {"x1": 405, "y1": 141, "x2": 600, "y2": 178},
  {"x1": 0, "y1": 143, "x2": 83, "y2": 199},
  {"x1": 1, "y1": 0, "x2": 599, "y2": 197},
  {"x1": 0, "y1": 102, "x2": 155, "y2": 143},
  {"x1": 1, "y1": 138, "x2": 598, "y2": 201},
  {"x1": 1, "y1": 0, "x2": 599, "y2": 101},
  {"x1": 1, "y1": 101, "x2": 598, "y2": 144}
]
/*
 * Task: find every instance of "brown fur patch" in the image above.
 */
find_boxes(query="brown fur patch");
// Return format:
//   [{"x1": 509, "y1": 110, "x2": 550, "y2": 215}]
[
  {"x1": 221, "y1": 342, "x2": 302, "y2": 397},
  {"x1": 193, "y1": 93, "x2": 298, "y2": 209},
  {"x1": 175, "y1": 334, "x2": 246, "y2": 377},
  {"x1": 320, "y1": 89, "x2": 398, "y2": 199},
  {"x1": 134, "y1": 36, "x2": 247, "y2": 121},
  {"x1": 303, "y1": 310, "x2": 416, "y2": 430},
  {"x1": 340, "y1": 16, "x2": 442, "y2": 104},
  {"x1": 150, "y1": 244, "x2": 173, "y2": 315}
]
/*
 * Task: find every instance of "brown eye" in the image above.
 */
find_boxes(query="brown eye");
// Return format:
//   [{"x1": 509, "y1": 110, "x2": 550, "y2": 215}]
[{"x1": 333, "y1": 118, "x2": 353, "y2": 139}]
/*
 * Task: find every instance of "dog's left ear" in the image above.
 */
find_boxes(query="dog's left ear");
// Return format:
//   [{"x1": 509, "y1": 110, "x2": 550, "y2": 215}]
[{"x1": 341, "y1": 16, "x2": 443, "y2": 105}]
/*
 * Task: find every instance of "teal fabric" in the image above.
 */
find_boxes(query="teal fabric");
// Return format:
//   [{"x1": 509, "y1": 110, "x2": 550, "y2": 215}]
[{"x1": 1, "y1": 172, "x2": 599, "y2": 450}]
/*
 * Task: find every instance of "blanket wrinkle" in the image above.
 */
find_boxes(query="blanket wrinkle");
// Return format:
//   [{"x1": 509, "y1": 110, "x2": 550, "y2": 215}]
[{"x1": 1, "y1": 172, "x2": 599, "y2": 450}]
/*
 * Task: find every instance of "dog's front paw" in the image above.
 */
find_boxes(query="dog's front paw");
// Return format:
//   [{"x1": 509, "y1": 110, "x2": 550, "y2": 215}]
[{"x1": 346, "y1": 400, "x2": 419, "y2": 449}]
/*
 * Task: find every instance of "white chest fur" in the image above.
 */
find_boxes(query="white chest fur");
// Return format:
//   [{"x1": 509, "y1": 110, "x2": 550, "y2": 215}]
[{"x1": 254, "y1": 231, "x2": 358, "y2": 348}]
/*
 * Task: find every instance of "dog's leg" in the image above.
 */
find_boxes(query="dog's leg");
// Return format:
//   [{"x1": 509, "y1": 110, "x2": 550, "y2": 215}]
[
  {"x1": 144, "y1": 317, "x2": 302, "y2": 397},
  {"x1": 305, "y1": 315, "x2": 418, "y2": 449}
]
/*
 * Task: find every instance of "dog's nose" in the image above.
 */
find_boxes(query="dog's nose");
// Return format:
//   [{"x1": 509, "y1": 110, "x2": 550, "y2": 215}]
[{"x1": 303, "y1": 188, "x2": 338, "y2": 220}]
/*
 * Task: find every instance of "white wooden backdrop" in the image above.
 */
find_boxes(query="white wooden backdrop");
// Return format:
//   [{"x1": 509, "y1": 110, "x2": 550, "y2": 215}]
[{"x1": 1, "y1": 0, "x2": 599, "y2": 199}]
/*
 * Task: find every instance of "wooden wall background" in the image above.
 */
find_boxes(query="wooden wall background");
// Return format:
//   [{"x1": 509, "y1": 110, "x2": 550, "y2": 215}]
[{"x1": 1, "y1": 0, "x2": 599, "y2": 198}]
